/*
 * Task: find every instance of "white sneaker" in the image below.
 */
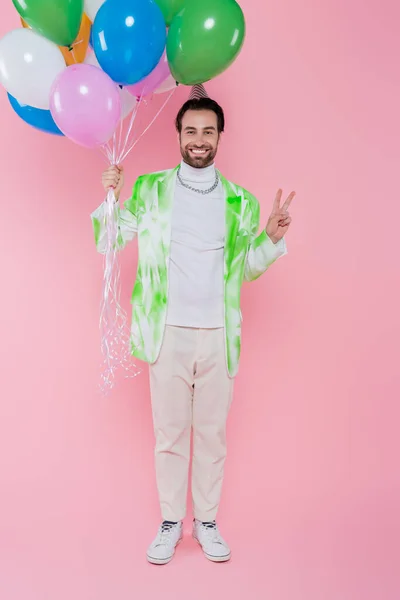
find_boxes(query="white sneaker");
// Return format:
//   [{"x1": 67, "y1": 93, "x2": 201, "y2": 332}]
[
  {"x1": 193, "y1": 519, "x2": 231, "y2": 562},
  {"x1": 146, "y1": 521, "x2": 183, "y2": 565}
]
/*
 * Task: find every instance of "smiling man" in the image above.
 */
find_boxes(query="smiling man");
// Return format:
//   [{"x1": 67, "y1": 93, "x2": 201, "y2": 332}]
[{"x1": 91, "y1": 85, "x2": 295, "y2": 565}]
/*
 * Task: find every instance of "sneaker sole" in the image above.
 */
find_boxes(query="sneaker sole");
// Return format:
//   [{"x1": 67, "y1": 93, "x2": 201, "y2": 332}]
[
  {"x1": 146, "y1": 536, "x2": 182, "y2": 565},
  {"x1": 192, "y1": 533, "x2": 231, "y2": 563}
]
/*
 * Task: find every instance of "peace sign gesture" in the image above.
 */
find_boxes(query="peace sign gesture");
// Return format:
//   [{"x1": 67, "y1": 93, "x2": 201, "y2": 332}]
[{"x1": 265, "y1": 189, "x2": 295, "y2": 243}]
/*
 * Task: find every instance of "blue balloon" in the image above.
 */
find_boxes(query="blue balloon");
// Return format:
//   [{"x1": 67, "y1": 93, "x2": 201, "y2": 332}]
[
  {"x1": 92, "y1": 0, "x2": 166, "y2": 86},
  {"x1": 8, "y1": 94, "x2": 64, "y2": 137}
]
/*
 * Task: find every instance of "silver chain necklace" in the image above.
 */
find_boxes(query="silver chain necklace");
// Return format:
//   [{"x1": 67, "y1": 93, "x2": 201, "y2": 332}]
[{"x1": 177, "y1": 166, "x2": 220, "y2": 195}]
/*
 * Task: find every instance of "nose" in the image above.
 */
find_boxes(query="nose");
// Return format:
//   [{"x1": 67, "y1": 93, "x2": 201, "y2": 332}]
[{"x1": 193, "y1": 135, "x2": 208, "y2": 147}]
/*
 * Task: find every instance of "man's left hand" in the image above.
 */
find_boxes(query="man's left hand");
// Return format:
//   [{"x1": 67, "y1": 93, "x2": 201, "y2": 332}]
[{"x1": 266, "y1": 189, "x2": 296, "y2": 243}]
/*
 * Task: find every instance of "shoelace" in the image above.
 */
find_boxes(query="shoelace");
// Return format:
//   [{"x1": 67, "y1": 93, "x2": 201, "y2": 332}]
[
  {"x1": 161, "y1": 522, "x2": 177, "y2": 534},
  {"x1": 199, "y1": 521, "x2": 222, "y2": 544},
  {"x1": 157, "y1": 521, "x2": 179, "y2": 546},
  {"x1": 201, "y1": 521, "x2": 217, "y2": 530}
]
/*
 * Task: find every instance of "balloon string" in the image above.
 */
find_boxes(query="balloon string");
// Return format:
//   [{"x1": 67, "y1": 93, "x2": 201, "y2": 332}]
[
  {"x1": 97, "y1": 90, "x2": 175, "y2": 393},
  {"x1": 117, "y1": 93, "x2": 143, "y2": 162},
  {"x1": 66, "y1": 38, "x2": 84, "y2": 64},
  {"x1": 102, "y1": 142, "x2": 113, "y2": 163},
  {"x1": 112, "y1": 131, "x2": 117, "y2": 164},
  {"x1": 115, "y1": 98, "x2": 125, "y2": 159},
  {"x1": 119, "y1": 88, "x2": 175, "y2": 163},
  {"x1": 98, "y1": 186, "x2": 142, "y2": 394}
]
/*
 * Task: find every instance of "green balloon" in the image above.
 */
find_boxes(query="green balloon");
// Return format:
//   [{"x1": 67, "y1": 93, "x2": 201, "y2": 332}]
[
  {"x1": 155, "y1": 0, "x2": 186, "y2": 26},
  {"x1": 167, "y1": 0, "x2": 245, "y2": 85},
  {"x1": 12, "y1": 0, "x2": 83, "y2": 47}
]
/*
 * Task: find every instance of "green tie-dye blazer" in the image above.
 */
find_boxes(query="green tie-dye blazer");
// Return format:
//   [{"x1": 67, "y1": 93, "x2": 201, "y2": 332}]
[{"x1": 91, "y1": 167, "x2": 287, "y2": 377}]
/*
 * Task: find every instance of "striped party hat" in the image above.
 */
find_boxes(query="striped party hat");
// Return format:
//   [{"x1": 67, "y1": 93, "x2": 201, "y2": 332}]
[{"x1": 188, "y1": 84, "x2": 209, "y2": 100}]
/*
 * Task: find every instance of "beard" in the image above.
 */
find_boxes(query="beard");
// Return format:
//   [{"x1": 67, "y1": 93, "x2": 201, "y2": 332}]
[{"x1": 180, "y1": 143, "x2": 218, "y2": 169}]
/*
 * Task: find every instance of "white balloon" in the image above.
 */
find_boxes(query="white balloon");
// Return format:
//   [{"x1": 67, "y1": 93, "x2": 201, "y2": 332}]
[
  {"x1": 120, "y1": 87, "x2": 138, "y2": 120},
  {"x1": 0, "y1": 29, "x2": 66, "y2": 110},
  {"x1": 154, "y1": 73, "x2": 177, "y2": 95},
  {"x1": 83, "y1": 48, "x2": 101, "y2": 68},
  {"x1": 84, "y1": 0, "x2": 105, "y2": 22},
  {"x1": 84, "y1": 50, "x2": 137, "y2": 120}
]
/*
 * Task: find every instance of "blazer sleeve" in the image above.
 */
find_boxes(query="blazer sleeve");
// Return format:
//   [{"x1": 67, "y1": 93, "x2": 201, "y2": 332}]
[
  {"x1": 90, "y1": 177, "x2": 141, "y2": 254},
  {"x1": 244, "y1": 193, "x2": 287, "y2": 282}
]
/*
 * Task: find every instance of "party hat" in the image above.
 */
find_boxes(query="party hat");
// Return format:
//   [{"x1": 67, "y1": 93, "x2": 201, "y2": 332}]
[{"x1": 189, "y1": 84, "x2": 209, "y2": 100}]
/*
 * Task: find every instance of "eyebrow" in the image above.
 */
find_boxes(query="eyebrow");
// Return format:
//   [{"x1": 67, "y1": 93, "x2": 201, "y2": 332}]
[{"x1": 184, "y1": 125, "x2": 217, "y2": 132}]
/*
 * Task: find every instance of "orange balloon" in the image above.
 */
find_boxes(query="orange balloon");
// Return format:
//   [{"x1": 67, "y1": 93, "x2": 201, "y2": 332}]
[
  {"x1": 21, "y1": 14, "x2": 91, "y2": 66},
  {"x1": 59, "y1": 13, "x2": 91, "y2": 65}
]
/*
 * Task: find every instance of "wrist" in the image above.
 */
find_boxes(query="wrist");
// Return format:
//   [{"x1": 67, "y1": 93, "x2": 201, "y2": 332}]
[{"x1": 265, "y1": 229, "x2": 279, "y2": 244}]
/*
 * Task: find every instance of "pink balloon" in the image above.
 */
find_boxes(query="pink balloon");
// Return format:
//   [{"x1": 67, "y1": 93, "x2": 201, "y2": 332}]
[
  {"x1": 154, "y1": 73, "x2": 177, "y2": 95},
  {"x1": 126, "y1": 51, "x2": 171, "y2": 98},
  {"x1": 83, "y1": 50, "x2": 138, "y2": 120},
  {"x1": 49, "y1": 64, "x2": 121, "y2": 148}
]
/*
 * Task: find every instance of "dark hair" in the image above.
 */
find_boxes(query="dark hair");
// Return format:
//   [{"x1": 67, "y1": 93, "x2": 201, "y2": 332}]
[{"x1": 175, "y1": 97, "x2": 225, "y2": 134}]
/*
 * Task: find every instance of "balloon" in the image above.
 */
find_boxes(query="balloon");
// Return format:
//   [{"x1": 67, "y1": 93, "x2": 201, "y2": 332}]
[
  {"x1": 154, "y1": 0, "x2": 185, "y2": 26},
  {"x1": 82, "y1": 48, "x2": 100, "y2": 67},
  {"x1": 0, "y1": 29, "x2": 66, "y2": 109},
  {"x1": 20, "y1": 12, "x2": 91, "y2": 66},
  {"x1": 154, "y1": 73, "x2": 177, "y2": 95},
  {"x1": 167, "y1": 0, "x2": 245, "y2": 85},
  {"x1": 8, "y1": 93, "x2": 64, "y2": 136},
  {"x1": 126, "y1": 51, "x2": 171, "y2": 98},
  {"x1": 12, "y1": 0, "x2": 84, "y2": 47},
  {"x1": 92, "y1": 0, "x2": 166, "y2": 85},
  {"x1": 84, "y1": 0, "x2": 104, "y2": 22},
  {"x1": 119, "y1": 87, "x2": 138, "y2": 121},
  {"x1": 49, "y1": 64, "x2": 121, "y2": 148},
  {"x1": 84, "y1": 51, "x2": 137, "y2": 120},
  {"x1": 59, "y1": 14, "x2": 92, "y2": 66}
]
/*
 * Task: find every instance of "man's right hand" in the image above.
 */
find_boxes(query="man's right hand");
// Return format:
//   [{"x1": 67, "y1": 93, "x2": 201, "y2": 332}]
[{"x1": 102, "y1": 165, "x2": 124, "y2": 201}]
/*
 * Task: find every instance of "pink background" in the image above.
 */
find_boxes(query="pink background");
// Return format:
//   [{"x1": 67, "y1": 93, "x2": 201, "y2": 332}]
[{"x1": 1, "y1": 1, "x2": 399, "y2": 599}]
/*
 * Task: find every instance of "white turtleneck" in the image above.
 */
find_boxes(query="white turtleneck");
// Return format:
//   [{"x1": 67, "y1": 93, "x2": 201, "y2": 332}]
[{"x1": 166, "y1": 160, "x2": 225, "y2": 329}]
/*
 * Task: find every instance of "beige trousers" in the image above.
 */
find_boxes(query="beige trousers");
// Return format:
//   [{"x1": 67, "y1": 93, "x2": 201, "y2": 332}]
[{"x1": 149, "y1": 325, "x2": 234, "y2": 523}]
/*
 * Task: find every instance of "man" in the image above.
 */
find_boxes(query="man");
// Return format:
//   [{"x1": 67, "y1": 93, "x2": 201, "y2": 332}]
[{"x1": 91, "y1": 85, "x2": 294, "y2": 565}]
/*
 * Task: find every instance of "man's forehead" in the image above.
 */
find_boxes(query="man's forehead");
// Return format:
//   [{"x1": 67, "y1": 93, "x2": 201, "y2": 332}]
[{"x1": 182, "y1": 110, "x2": 218, "y2": 129}]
